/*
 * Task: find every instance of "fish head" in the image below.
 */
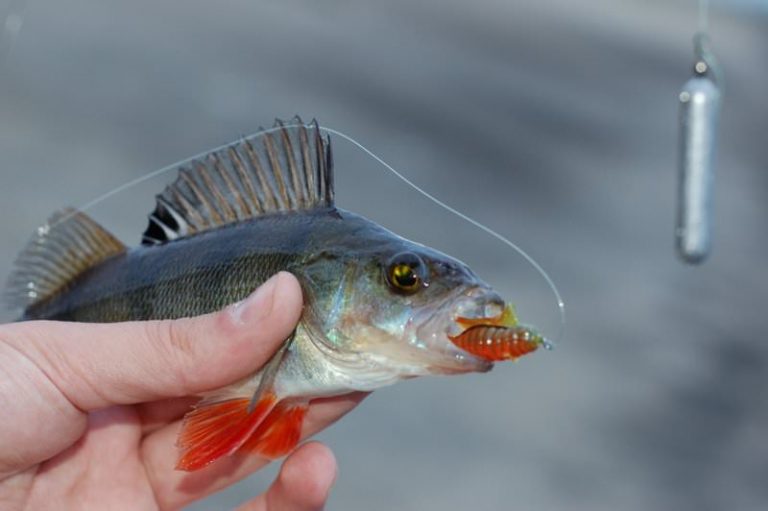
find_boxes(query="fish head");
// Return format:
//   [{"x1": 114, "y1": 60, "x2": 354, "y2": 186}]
[{"x1": 303, "y1": 234, "x2": 523, "y2": 377}]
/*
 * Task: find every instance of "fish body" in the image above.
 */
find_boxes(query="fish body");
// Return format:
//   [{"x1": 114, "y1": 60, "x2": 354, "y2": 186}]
[{"x1": 5, "y1": 119, "x2": 543, "y2": 470}]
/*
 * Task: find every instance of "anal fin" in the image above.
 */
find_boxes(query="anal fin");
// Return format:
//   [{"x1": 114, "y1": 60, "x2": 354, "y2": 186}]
[
  {"x1": 239, "y1": 400, "x2": 309, "y2": 459},
  {"x1": 176, "y1": 393, "x2": 277, "y2": 471}
]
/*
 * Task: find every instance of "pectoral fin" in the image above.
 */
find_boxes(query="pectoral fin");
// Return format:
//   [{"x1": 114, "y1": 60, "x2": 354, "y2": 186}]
[{"x1": 248, "y1": 331, "x2": 295, "y2": 413}]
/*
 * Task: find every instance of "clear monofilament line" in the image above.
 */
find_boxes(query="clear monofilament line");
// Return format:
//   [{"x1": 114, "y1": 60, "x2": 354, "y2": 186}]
[
  {"x1": 67, "y1": 123, "x2": 566, "y2": 344},
  {"x1": 698, "y1": 0, "x2": 709, "y2": 34},
  {"x1": 0, "y1": 0, "x2": 27, "y2": 73}
]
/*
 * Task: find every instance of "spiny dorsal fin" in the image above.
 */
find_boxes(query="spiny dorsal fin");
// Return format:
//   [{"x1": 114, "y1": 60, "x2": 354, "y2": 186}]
[
  {"x1": 142, "y1": 117, "x2": 334, "y2": 245},
  {"x1": 4, "y1": 208, "x2": 126, "y2": 309}
]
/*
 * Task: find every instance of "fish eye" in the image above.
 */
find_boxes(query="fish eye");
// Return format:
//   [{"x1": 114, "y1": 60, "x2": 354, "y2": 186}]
[{"x1": 385, "y1": 252, "x2": 426, "y2": 295}]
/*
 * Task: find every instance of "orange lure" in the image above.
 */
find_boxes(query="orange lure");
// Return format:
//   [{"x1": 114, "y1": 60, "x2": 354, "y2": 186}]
[
  {"x1": 449, "y1": 324, "x2": 542, "y2": 361},
  {"x1": 450, "y1": 305, "x2": 543, "y2": 361}
]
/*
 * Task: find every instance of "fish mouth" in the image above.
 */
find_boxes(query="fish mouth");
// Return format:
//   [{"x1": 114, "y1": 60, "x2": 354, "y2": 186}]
[
  {"x1": 409, "y1": 286, "x2": 544, "y2": 375},
  {"x1": 421, "y1": 286, "x2": 544, "y2": 370}
]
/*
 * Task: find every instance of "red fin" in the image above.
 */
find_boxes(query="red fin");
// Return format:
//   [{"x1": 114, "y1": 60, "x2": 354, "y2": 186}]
[
  {"x1": 176, "y1": 393, "x2": 277, "y2": 471},
  {"x1": 239, "y1": 401, "x2": 308, "y2": 459}
]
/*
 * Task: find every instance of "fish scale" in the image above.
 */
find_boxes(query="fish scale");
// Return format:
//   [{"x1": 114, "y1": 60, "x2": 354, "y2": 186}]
[{"x1": 25, "y1": 213, "x2": 321, "y2": 321}]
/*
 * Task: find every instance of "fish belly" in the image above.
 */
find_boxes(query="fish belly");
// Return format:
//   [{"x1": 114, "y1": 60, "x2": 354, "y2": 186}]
[{"x1": 273, "y1": 329, "x2": 407, "y2": 399}]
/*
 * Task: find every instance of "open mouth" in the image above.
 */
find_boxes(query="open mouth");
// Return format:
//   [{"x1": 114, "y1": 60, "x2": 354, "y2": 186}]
[{"x1": 448, "y1": 304, "x2": 544, "y2": 362}]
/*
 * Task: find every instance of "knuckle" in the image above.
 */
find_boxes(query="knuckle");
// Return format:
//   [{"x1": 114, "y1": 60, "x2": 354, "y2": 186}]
[{"x1": 165, "y1": 319, "x2": 196, "y2": 356}]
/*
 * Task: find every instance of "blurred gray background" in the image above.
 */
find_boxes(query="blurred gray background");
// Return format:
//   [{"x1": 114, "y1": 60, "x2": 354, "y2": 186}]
[{"x1": 1, "y1": 0, "x2": 767, "y2": 509}]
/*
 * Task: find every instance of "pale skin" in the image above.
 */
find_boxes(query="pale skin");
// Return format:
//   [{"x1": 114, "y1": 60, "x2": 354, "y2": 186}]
[{"x1": 0, "y1": 272, "x2": 367, "y2": 510}]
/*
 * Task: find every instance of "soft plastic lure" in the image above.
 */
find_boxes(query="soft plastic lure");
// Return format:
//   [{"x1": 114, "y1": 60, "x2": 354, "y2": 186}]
[
  {"x1": 451, "y1": 304, "x2": 544, "y2": 361},
  {"x1": 449, "y1": 324, "x2": 543, "y2": 361}
]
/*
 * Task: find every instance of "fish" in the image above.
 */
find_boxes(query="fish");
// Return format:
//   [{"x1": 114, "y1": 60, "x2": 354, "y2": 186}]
[{"x1": 4, "y1": 117, "x2": 545, "y2": 471}]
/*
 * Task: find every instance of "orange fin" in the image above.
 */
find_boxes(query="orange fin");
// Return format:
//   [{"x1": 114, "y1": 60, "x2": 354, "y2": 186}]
[
  {"x1": 176, "y1": 393, "x2": 277, "y2": 471},
  {"x1": 239, "y1": 400, "x2": 309, "y2": 459}
]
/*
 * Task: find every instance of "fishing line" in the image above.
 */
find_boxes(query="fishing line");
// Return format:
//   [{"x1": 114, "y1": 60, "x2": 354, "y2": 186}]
[
  {"x1": 0, "y1": 0, "x2": 27, "y2": 74},
  {"x1": 698, "y1": 0, "x2": 709, "y2": 34},
  {"x1": 68, "y1": 123, "x2": 566, "y2": 345},
  {"x1": 691, "y1": 1, "x2": 722, "y2": 89}
]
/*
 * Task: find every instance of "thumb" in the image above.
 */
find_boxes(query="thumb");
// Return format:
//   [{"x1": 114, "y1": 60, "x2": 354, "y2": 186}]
[{"x1": 0, "y1": 271, "x2": 303, "y2": 411}]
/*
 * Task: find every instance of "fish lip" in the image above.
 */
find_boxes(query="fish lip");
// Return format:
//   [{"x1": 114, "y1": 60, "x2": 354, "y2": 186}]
[
  {"x1": 411, "y1": 326, "x2": 495, "y2": 374},
  {"x1": 429, "y1": 327, "x2": 498, "y2": 374},
  {"x1": 426, "y1": 351, "x2": 494, "y2": 374}
]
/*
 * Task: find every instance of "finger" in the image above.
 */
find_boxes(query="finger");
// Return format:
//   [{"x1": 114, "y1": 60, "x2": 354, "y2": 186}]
[
  {"x1": 20, "y1": 407, "x2": 156, "y2": 510},
  {"x1": 235, "y1": 442, "x2": 337, "y2": 511},
  {"x1": 137, "y1": 397, "x2": 199, "y2": 435},
  {"x1": 142, "y1": 392, "x2": 367, "y2": 510},
  {"x1": 0, "y1": 272, "x2": 302, "y2": 411}
]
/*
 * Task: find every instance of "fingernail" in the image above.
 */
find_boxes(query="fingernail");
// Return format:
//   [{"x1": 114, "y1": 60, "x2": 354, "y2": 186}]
[{"x1": 228, "y1": 273, "x2": 283, "y2": 325}]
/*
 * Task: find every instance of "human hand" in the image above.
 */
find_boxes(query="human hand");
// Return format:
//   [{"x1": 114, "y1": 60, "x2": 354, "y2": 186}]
[{"x1": 0, "y1": 272, "x2": 366, "y2": 510}]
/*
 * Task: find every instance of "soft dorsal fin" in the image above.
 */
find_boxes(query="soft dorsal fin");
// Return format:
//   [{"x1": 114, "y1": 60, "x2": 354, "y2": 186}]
[
  {"x1": 142, "y1": 117, "x2": 334, "y2": 245},
  {"x1": 4, "y1": 208, "x2": 126, "y2": 309}
]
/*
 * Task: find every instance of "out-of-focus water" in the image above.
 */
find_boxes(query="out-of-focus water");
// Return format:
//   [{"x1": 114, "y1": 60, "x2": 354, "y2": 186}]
[{"x1": 1, "y1": 0, "x2": 766, "y2": 509}]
